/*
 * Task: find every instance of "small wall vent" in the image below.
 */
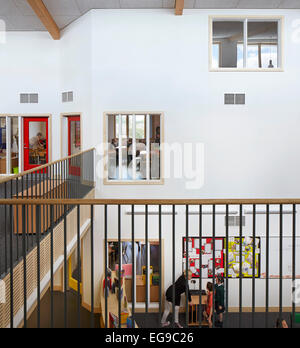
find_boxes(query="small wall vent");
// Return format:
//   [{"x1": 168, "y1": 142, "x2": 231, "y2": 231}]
[
  {"x1": 224, "y1": 93, "x2": 246, "y2": 105},
  {"x1": 20, "y1": 93, "x2": 38, "y2": 104},
  {"x1": 225, "y1": 216, "x2": 246, "y2": 227},
  {"x1": 62, "y1": 91, "x2": 74, "y2": 103}
]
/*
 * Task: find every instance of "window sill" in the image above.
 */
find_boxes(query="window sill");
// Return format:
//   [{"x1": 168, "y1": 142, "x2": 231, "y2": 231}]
[
  {"x1": 209, "y1": 68, "x2": 284, "y2": 72},
  {"x1": 103, "y1": 179, "x2": 164, "y2": 186}
]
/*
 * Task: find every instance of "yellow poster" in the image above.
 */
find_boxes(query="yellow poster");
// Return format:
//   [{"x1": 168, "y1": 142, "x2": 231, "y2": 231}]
[{"x1": 225, "y1": 237, "x2": 260, "y2": 278}]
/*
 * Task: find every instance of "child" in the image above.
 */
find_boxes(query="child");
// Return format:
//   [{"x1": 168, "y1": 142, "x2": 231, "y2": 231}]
[
  {"x1": 203, "y1": 282, "x2": 213, "y2": 328},
  {"x1": 215, "y1": 275, "x2": 225, "y2": 328}
]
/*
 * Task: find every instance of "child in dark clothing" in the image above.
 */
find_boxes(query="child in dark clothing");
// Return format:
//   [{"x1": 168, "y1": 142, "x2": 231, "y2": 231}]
[{"x1": 215, "y1": 275, "x2": 225, "y2": 328}]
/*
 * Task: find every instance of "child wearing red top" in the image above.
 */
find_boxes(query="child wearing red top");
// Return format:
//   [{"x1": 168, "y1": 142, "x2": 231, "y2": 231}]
[{"x1": 203, "y1": 282, "x2": 213, "y2": 328}]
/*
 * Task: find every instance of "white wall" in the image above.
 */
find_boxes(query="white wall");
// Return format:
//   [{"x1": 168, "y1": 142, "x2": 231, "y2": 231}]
[
  {"x1": 1, "y1": 8, "x2": 300, "y2": 311},
  {"x1": 88, "y1": 9, "x2": 300, "y2": 310},
  {"x1": 0, "y1": 32, "x2": 60, "y2": 161}
]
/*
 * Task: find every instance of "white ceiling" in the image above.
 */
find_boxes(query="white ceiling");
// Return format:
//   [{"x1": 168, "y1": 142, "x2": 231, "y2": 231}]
[{"x1": 0, "y1": 0, "x2": 300, "y2": 31}]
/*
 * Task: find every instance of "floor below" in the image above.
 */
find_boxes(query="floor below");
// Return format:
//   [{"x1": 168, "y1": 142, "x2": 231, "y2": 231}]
[{"x1": 26, "y1": 289, "x2": 100, "y2": 328}]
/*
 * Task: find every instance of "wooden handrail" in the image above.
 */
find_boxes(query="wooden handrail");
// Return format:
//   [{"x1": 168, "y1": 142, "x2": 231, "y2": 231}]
[
  {"x1": 1, "y1": 198, "x2": 300, "y2": 205},
  {"x1": 0, "y1": 148, "x2": 95, "y2": 185}
]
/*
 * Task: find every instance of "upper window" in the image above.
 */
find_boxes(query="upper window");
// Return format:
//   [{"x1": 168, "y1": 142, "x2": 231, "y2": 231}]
[
  {"x1": 210, "y1": 17, "x2": 283, "y2": 71},
  {"x1": 104, "y1": 113, "x2": 163, "y2": 184}
]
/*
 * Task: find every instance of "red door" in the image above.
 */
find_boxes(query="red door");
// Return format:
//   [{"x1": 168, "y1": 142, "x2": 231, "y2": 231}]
[
  {"x1": 68, "y1": 116, "x2": 81, "y2": 176},
  {"x1": 24, "y1": 117, "x2": 49, "y2": 172}
]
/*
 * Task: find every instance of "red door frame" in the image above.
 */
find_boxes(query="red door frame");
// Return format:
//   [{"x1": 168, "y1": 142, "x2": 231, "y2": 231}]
[
  {"x1": 24, "y1": 117, "x2": 49, "y2": 172},
  {"x1": 68, "y1": 116, "x2": 81, "y2": 176}
]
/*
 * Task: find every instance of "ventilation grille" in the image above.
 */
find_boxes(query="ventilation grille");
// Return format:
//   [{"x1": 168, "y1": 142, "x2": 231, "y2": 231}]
[
  {"x1": 225, "y1": 216, "x2": 246, "y2": 227},
  {"x1": 62, "y1": 91, "x2": 73, "y2": 103},
  {"x1": 224, "y1": 93, "x2": 245, "y2": 105},
  {"x1": 20, "y1": 93, "x2": 38, "y2": 104}
]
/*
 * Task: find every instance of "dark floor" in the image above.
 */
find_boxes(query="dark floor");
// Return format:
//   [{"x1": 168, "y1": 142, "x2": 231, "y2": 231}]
[
  {"x1": 0, "y1": 178, "x2": 93, "y2": 278},
  {"x1": 26, "y1": 289, "x2": 100, "y2": 328},
  {"x1": 133, "y1": 312, "x2": 294, "y2": 329}
]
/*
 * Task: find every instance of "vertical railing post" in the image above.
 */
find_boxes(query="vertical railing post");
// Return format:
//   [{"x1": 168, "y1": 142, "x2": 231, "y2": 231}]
[
  {"x1": 22, "y1": 204, "x2": 27, "y2": 328},
  {"x1": 63, "y1": 205, "x2": 68, "y2": 328},
  {"x1": 225, "y1": 204, "x2": 229, "y2": 329},
  {"x1": 104, "y1": 205, "x2": 108, "y2": 329},
  {"x1": 50, "y1": 205, "x2": 54, "y2": 328},
  {"x1": 172, "y1": 205, "x2": 176, "y2": 328},
  {"x1": 199, "y1": 205, "x2": 202, "y2": 329},
  {"x1": 77, "y1": 205, "x2": 81, "y2": 328},
  {"x1": 292, "y1": 204, "x2": 296, "y2": 325},
  {"x1": 212, "y1": 204, "x2": 216, "y2": 329},
  {"x1": 131, "y1": 205, "x2": 135, "y2": 328},
  {"x1": 36, "y1": 204, "x2": 41, "y2": 329},
  {"x1": 279, "y1": 204, "x2": 283, "y2": 323},
  {"x1": 158, "y1": 205, "x2": 162, "y2": 328},
  {"x1": 145, "y1": 204, "x2": 149, "y2": 314},
  {"x1": 185, "y1": 205, "x2": 189, "y2": 328},
  {"x1": 90, "y1": 205, "x2": 94, "y2": 328},
  {"x1": 118, "y1": 205, "x2": 121, "y2": 329},
  {"x1": 239, "y1": 204, "x2": 243, "y2": 328},
  {"x1": 252, "y1": 204, "x2": 256, "y2": 328},
  {"x1": 265, "y1": 204, "x2": 270, "y2": 328}
]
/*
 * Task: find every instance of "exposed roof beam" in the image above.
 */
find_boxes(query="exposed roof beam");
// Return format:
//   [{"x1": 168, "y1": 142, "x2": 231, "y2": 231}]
[
  {"x1": 175, "y1": 0, "x2": 184, "y2": 15},
  {"x1": 27, "y1": 0, "x2": 60, "y2": 40}
]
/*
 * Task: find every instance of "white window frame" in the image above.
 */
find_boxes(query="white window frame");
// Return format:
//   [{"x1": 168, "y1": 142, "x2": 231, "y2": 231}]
[
  {"x1": 209, "y1": 15, "x2": 284, "y2": 72},
  {"x1": 103, "y1": 112, "x2": 164, "y2": 185}
]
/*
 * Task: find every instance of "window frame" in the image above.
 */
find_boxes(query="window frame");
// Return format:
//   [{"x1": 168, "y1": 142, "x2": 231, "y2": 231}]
[
  {"x1": 103, "y1": 111, "x2": 164, "y2": 185},
  {"x1": 209, "y1": 15, "x2": 284, "y2": 72}
]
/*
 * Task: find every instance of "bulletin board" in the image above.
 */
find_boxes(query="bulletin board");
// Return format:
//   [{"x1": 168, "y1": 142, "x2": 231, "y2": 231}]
[
  {"x1": 225, "y1": 237, "x2": 261, "y2": 278},
  {"x1": 183, "y1": 237, "x2": 225, "y2": 279}
]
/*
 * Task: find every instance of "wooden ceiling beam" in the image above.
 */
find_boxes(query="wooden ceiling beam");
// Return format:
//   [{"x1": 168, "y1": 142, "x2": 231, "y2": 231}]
[
  {"x1": 27, "y1": 0, "x2": 60, "y2": 40},
  {"x1": 175, "y1": 0, "x2": 184, "y2": 15}
]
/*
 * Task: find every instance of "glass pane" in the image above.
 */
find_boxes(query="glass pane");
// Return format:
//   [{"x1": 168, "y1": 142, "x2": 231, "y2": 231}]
[
  {"x1": 107, "y1": 115, "x2": 117, "y2": 180},
  {"x1": 150, "y1": 114, "x2": 161, "y2": 180},
  {"x1": 212, "y1": 43, "x2": 220, "y2": 68},
  {"x1": 247, "y1": 21, "x2": 278, "y2": 69},
  {"x1": 213, "y1": 21, "x2": 244, "y2": 68},
  {"x1": 11, "y1": 117, "x2": 19, "y2": 174},
  {"x1": 136, "y1": 115, "x2": 145, "y2": 139},
  {"x1": 69, "y1": 120, "x2": 81, "y2": 156},
  {"x1": 29, "y1": 122, "x2": 47, "y2": 166},
  {"x1": 0, "y1": 117, "x2": 6, "y2": 174}
]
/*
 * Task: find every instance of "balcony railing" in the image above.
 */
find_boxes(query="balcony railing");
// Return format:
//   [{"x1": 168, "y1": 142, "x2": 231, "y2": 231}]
[{"x1": 0, "y1": 196, "x2": 299, "y2": 328}]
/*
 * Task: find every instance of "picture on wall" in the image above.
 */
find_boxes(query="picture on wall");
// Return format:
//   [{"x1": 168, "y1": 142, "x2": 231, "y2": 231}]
[
  {"x1": 183, "y1": 237, "x2": 225, "y2": 279},
  {"x1": 183, "y1": 237, "x2": 261, "y2": 279},
  {"x1": 225, "y1": 237, "x2": 261, "y2": 278}
]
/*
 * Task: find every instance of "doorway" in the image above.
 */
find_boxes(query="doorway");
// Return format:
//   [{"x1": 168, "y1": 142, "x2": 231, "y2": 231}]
[
  {"x1": 23, "y1": 117, "x2": 48, "y2": 171},
  {"x1": 67, "y1": 116, "x2": 81, "y2": 176}
]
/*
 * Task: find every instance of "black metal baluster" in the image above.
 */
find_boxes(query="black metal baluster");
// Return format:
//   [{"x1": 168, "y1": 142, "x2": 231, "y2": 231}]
[
  {"x1": 239, "y1": 204, "x2": 243, "y2": 328},
  {"x1": 145, "y1": 204, "x2": 149, "y2": 314},
  {"x1": 16, "y1": 177, "x2": 19, "y2": 260},
  {"x1": 131, "y1": 205, "x2": 135, "y2": 328},
  {"x1": 185, "y1": 205, "x2": 189, "y2": 328},
  {"x1": 104, "y1": 205, "x2": 108, "y2": 329},
  {"x1": 50, "y1": 205, "x2": 54, "y2": 328},
  {"x1": 265, "y1": 204, "x2": 270, "y2": 328},
  {"x1": 90, "y1": 205, "x2": 94, "y2": 328},
  {"x1": 292, "y1": 204, "x2": 296, "y2": 325},
  {"x1": 77, "y1": 205, "x2": 81, "y2": 328},
  {"x1": 4, "y1": 182, "x2": 7, "y2": 273},
  {"x1": 252, "y1": 204, "x2": 256, "y2": 328},
  {"x1": 22, "y1": 204, "x2": 27, "y2": 328},
  {"x1": 225, "y1": 204, "x2": 229, "y2": 329},
  {"x1": 212, "y1": 204, "x2": 216, "y2": 329},
  {"x1": 172, "y1": 205, "x2": 175, "y2": 328},
  {"x1": 158, "y1": 205, "x2": 162, "y2": 328},
  {"x1": 10, "y1": 204, "x2": 14, "y2": 329},
  {"x1": 199, "y1": 205, "x2": 202, "y2": 328},
  {"x1": 63, "y1": 205, "x2": 67, "y2": 328},
  {"x1": 36, "y1": 204, "x2": 41, "y2": 328},
  {"x1": 118, "y1": 205, "x2": 121, "y2": 328},
  {"x1": 279, "y1": 204, "x2": 283, "y2": 323}
]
